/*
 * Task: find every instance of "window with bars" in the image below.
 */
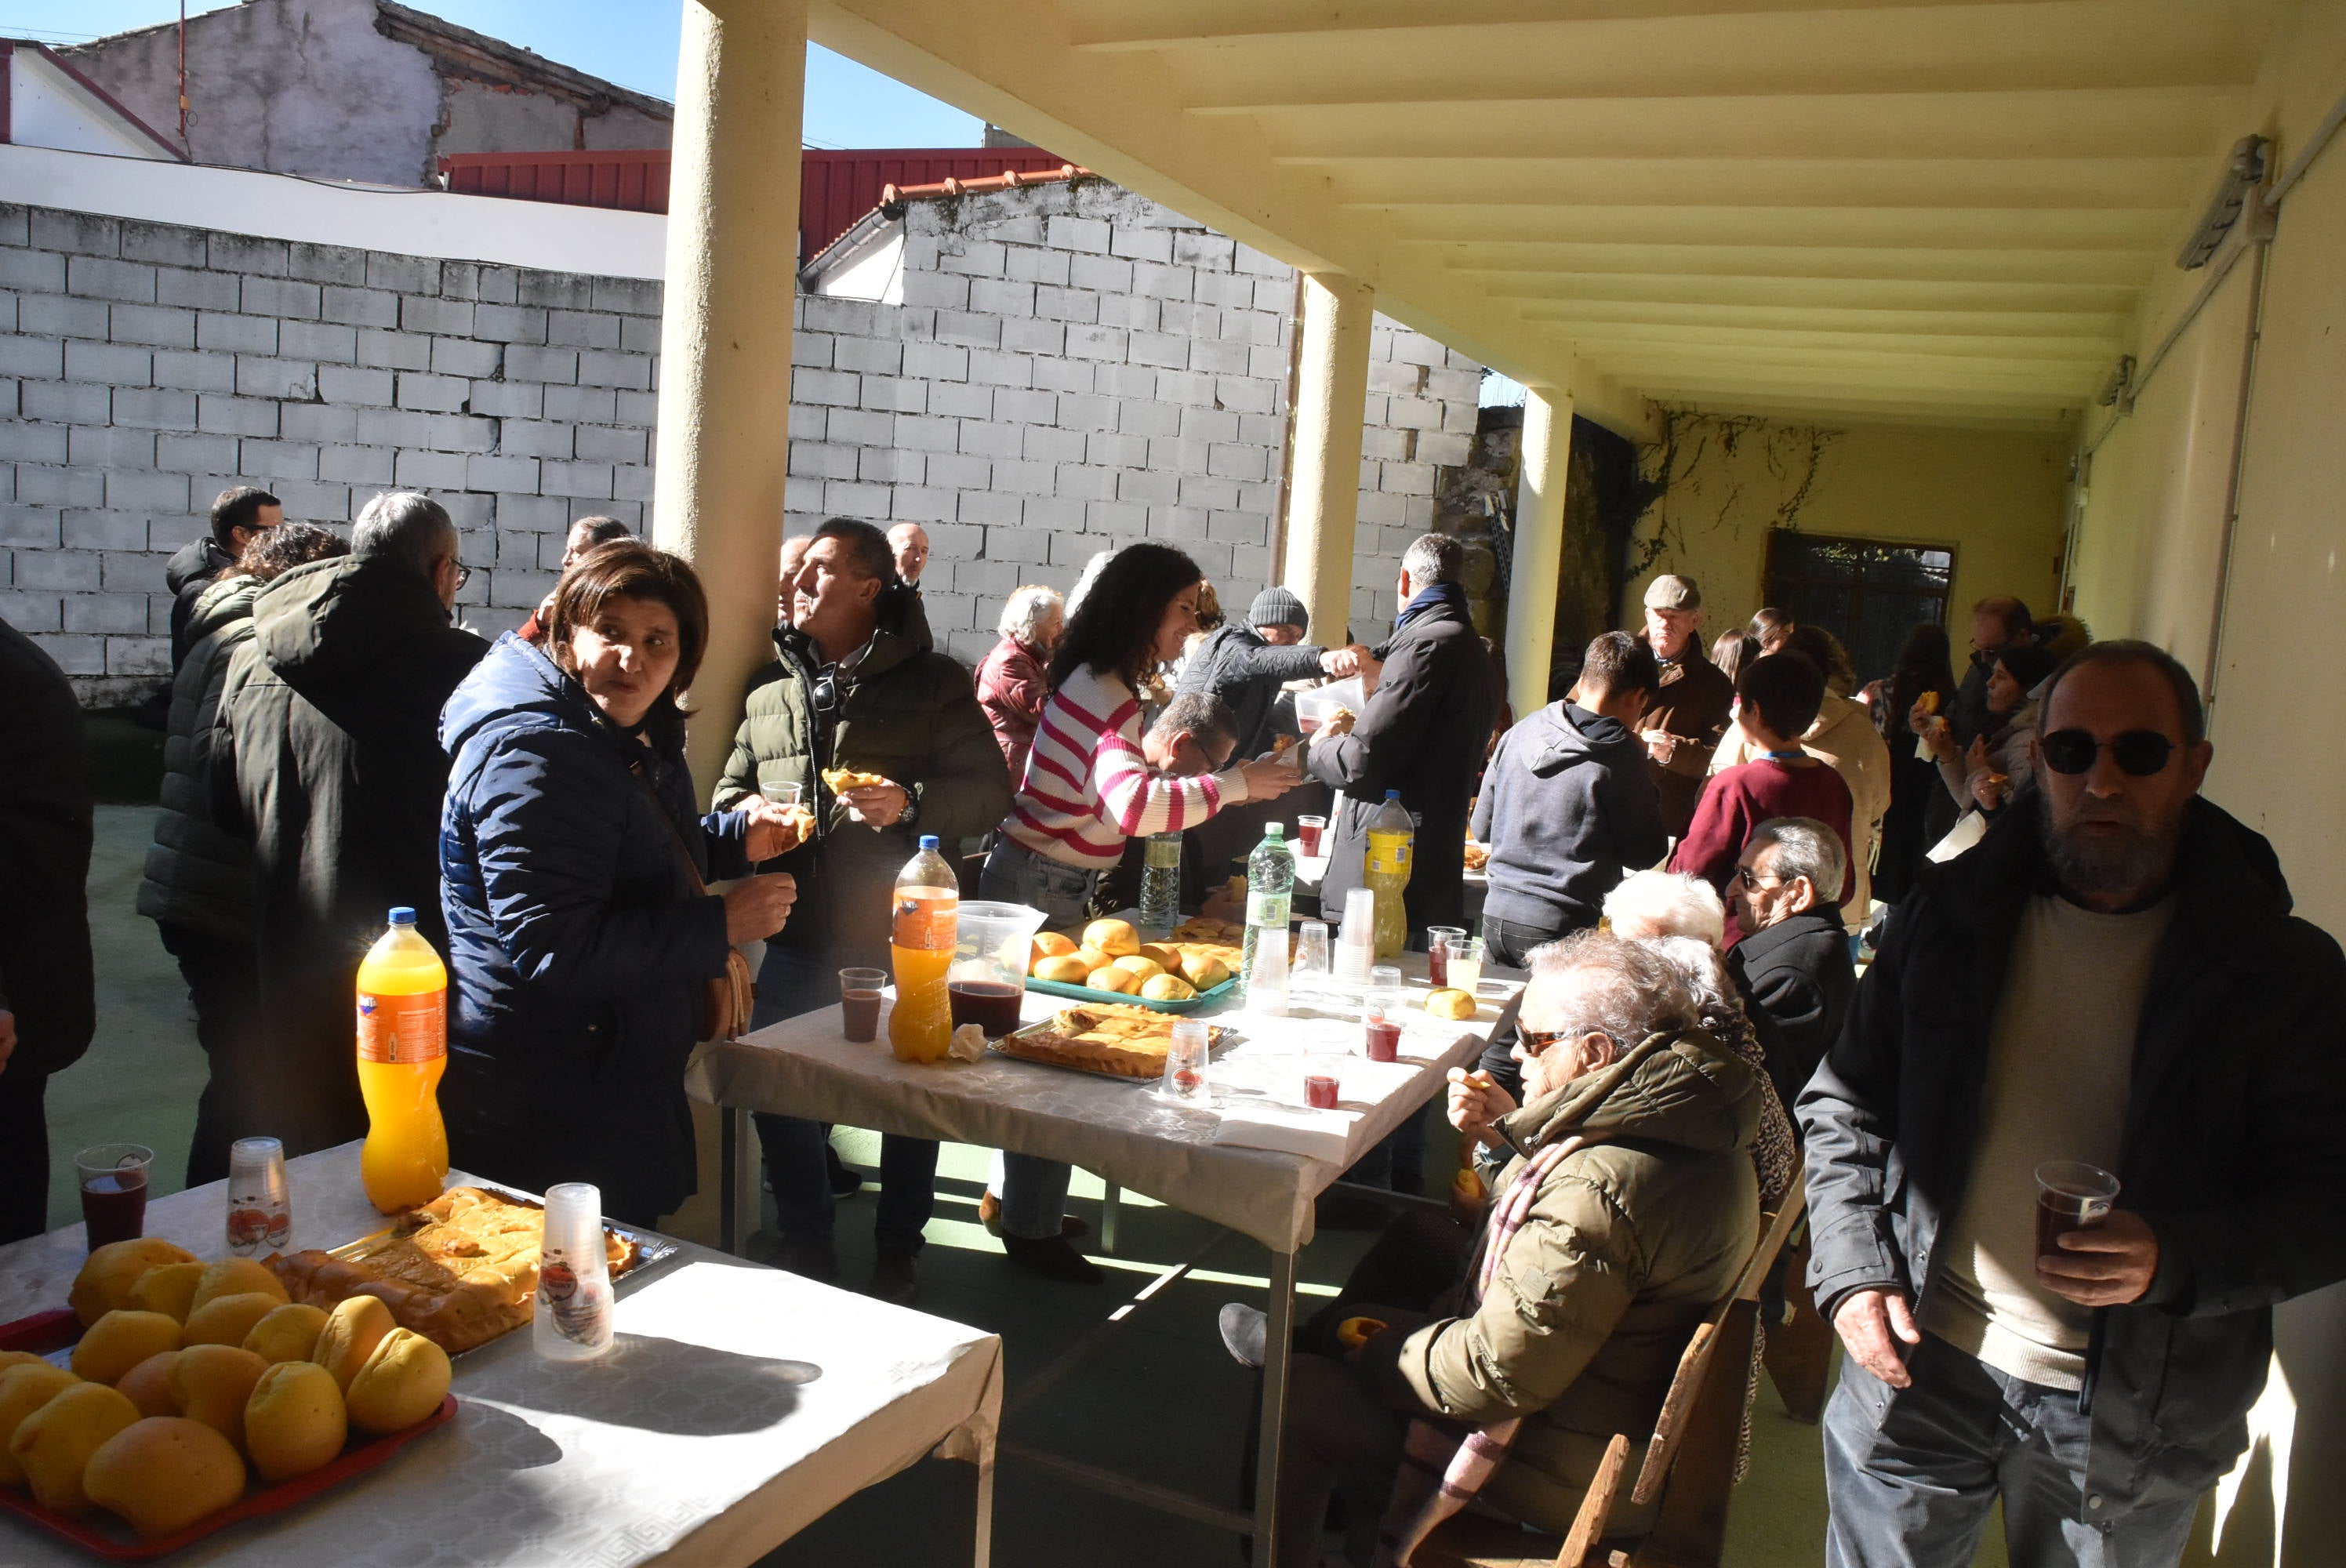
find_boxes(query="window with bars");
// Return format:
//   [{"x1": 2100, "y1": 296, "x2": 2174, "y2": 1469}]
[{"x1": 1761, "y1": 532, "x2": 1956, "y2": 688}]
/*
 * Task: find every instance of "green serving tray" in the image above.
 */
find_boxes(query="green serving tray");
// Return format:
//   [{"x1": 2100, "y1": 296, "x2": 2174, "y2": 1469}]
[{"x1": 1022, "y1": 972, "x2": 1240, "y2": 1014}]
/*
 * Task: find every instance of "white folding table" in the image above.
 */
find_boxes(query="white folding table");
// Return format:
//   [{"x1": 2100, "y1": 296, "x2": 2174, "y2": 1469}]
[
  {"x1": 0, "y1": 1144, "x2": 1001, "y2": 1568},
  {"x1": 685, "y1": 952, "x2": 1523, "y2": 1563}
]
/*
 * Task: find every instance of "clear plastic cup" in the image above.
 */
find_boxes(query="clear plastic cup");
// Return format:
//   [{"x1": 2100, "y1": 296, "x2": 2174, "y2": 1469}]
[
  {"x1": 2034, "y1": 1161, "x2": 2120, "y2": 1263},
  {"x1": 226, "y1": 1137, "x2": 292, "y2": 1258},
  {"x1": 1292, "y1": 920, "x2": 1332, "y2": 991},
  {"x1": 77, "y1": 1144, "x2": 151, "y2": 1250},
  {"x1": 1295, "y1": 815, "x2": 1327, "y2": 857},
  {"x1": 840, "y1": 967, "x2": 888, "y2": 1043},
  {"x1": 1447, "y1": 937, "x2": 1485, "y2": 996},
  {"x1": 762, "y1": 781, "x2": 804, "y2": 807},
  {"x1": 536, "y1": 1181, "x2": 615, "y2": 1360},
  {"x1": 1155, "y1": 1018, "x2": 1215, "y2": 1108},
  {"x1": 1302, "y1": 1053, "x2": 1342, "y2": 1111},
  {"x1": 1424, "y1": 927, "x2": 1466, "y2": 987}
]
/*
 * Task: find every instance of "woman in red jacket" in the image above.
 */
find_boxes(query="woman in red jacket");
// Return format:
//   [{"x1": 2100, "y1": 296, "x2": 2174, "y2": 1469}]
[{"x1": 973, "y1": 584, "x2": 1063, "y2": 783}]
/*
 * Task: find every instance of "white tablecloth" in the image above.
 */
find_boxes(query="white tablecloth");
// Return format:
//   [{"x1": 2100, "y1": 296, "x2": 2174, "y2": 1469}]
[
  {"x1": 685, "y1": 951, "x2": 1523, "y2": 1254},
  {"x1": 0, "y1": 1145, "x2": 1000, "y2": 1568}
]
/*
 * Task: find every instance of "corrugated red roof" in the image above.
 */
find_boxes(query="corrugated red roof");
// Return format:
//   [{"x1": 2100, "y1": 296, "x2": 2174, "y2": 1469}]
[{"x1": 434, "y1": 145, "x2": 1073, "y2": 260}]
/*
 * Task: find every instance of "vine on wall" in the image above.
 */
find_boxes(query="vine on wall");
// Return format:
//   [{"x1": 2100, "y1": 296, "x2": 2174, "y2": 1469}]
[{"x1": 1629, "y1": 407, "x2": 1841, "y2": 586}]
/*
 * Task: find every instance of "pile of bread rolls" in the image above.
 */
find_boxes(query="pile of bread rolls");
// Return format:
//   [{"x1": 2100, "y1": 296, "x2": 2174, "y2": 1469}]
[{"x1": 1027, "y1": 918, "x2": 1232, "y2": 1002}]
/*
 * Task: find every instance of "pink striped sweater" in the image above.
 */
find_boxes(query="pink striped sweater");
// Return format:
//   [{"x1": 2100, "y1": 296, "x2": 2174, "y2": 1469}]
[{"x1": 1000, "y1": 665, "x2": 1250, "y2": 869}]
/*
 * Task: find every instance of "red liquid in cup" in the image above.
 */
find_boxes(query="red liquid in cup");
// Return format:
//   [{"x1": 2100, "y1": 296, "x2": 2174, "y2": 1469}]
[
  {"x1": 1305, "y1": 1073, "x2": 1340, "y2": 1109},
  {"x1": 2035, "y1": 1190, "x2": 2108, "y2": 1264},
  {"x1": 948, "y1": 980, "x2": 1025, "y2": 1037},
  {"x1": 81, "y1": 1171, "x2": 147, "y2": 1248},
  {"x1": 1298, "y1": 822, "x2": 1324, "y2": 856},
  {"x1": 1426, "y1": 945, "x2": 1449, "y2": 986},
  {"x1": 841, "y1": 989, "x2": 884, "y2": 1043},
  {"x1": 1364, "y1": 1019, "x2": 1401, "y2": 1062}
]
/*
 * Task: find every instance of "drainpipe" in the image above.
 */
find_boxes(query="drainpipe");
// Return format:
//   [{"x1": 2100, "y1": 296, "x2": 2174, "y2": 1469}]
[
  {"x1": 176, "y1": 0, "x2": 188, "y2": 152},
  {"x1": 2198, "y1": 216, "x2": 2270, "y2": 718}
]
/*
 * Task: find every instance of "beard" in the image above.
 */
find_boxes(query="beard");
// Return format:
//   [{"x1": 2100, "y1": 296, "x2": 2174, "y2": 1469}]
[{"x1": 2036, "y1": 787, "x2": 2185, "y2": 899}]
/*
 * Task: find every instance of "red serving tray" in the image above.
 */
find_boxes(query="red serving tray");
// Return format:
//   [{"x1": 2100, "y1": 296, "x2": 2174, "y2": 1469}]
[{"x1": 0, "y1": 1307, "x2": 457, "y2": 1560}]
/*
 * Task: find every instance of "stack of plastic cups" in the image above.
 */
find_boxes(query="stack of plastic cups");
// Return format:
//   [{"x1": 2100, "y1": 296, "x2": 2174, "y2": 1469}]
[
  {"x1": 534, "y1": 1181, "x2": 615, "y2": 1361},
  {"x1": 1333, "y1": 887, "x2": 1378, "y2": 988}
]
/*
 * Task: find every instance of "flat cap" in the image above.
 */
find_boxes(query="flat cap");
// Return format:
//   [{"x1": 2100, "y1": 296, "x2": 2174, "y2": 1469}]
[{"x1": 1643, "y1": 575, "x2": 1701, "y2": 611}]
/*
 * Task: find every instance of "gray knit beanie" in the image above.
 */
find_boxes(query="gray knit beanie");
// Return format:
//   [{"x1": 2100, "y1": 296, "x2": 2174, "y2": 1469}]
[{"x1": 1248, "y1": 586, "x2": 1309, "y2": 634}]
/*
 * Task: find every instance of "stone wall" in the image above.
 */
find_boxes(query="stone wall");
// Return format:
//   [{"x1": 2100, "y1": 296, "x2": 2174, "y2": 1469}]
[
  {"x1": 789, "y1": 180, "x2": 1485, "y2": 662},
  {"x1": 0, "y1": 202, "x2": 657, "y2": 701}
]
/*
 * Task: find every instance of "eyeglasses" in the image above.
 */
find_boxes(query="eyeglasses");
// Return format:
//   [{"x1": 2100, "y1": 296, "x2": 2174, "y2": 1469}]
[
  {"x1": 450, "y1": 561, "x2": 473, "y2": 590},
  {"x1": 2039, "y1": 728, "x2": 2175, "y2": 777},
  {"x1": 1734, "y1": 865, "x2": 1785, "y2": 891}
]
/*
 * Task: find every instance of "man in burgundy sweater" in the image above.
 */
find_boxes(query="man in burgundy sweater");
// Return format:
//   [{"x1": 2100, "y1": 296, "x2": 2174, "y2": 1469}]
[{"x1": 1671, "y1": 651, "x2": 1854, "y2": 942}]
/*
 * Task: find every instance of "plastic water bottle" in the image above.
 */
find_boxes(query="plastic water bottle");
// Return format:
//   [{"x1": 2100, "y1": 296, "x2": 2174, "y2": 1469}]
[
  {"x1": 889, "y1": 836, "x2": 959, "y2": 1064},
  {"x1": 1365, "y1": 791, "x2": 1414, "y2": 960},
  {"x1": 1243, "y1": 823, "x2": 1295, "y2": 1014},
  {"x1": 1139, "y1": 830, "x2": 1182, "y2": 937}
]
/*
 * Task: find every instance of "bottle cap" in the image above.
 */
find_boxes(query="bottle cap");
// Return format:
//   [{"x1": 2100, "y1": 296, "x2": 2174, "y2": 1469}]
[
  {"x1": 919, "y1": 834, "x2": 940, "y2": 850},
  {"x1": 388, "y1": 906, "x2": 416, "y2": 926},
  {"x1": 1384, "y1": 789, "x2": 1401, "y2": 802},
  {"x1": 1264, "y1": 823, "x2": 1284, "y2": 839}
]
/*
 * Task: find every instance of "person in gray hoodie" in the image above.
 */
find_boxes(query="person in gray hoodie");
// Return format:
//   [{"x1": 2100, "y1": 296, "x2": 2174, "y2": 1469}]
[{"x1": 1472, "y1": 631, "x2": 1669, "y2": 1092}]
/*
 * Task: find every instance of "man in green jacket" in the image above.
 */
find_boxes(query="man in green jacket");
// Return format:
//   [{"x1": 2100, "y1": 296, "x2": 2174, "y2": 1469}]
[
  {"x1": 1222, "y1": 931, "x2": 1762, "y2": 1566},
  {"x1": 714, "y1": 517, "x2": 1011, "y2": 1304}
]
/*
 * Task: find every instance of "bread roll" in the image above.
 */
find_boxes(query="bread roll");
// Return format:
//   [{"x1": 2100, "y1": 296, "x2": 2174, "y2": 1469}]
[{"x1": 1083, "y1": 918, "x2": 1142, "y2": 957}]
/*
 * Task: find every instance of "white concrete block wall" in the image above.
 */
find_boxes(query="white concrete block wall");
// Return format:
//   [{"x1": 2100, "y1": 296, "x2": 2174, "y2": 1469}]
[
  {"x1": 0, "y1": 204, "x2": 657, "y2": 700},
  {"x1": 789, "y1": 180, "x2": 1485, "y2": 662},
  {"x1": 4, "y1": 181, "x2": 1484, "y2": 696}
]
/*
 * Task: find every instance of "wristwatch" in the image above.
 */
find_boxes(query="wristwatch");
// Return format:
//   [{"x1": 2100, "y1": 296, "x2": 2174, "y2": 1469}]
[{"x1": 898, "y1": 792, "x2": 921, "y2": 829}]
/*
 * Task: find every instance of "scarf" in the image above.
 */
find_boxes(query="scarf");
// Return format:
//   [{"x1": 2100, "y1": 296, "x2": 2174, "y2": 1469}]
[
  {"x1": 1390, "y1": 579, "x2": 1471, "y2": 637},
  {"x1": 1371, "y1": 1134, "x2": 1585, "y2": 1568}
]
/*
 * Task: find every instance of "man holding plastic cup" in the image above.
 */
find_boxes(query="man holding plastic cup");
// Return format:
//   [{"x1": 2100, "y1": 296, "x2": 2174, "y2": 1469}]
[{"x1": 1798, "y1": 642, "x2": 2346, "y2": 1567}]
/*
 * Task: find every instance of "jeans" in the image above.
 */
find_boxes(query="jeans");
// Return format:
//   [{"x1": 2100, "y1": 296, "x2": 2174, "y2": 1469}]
[
  {"x1": 1474, "y1": 913, "x2": 1580, "y2": 1099},
  {"x1": 156, "y1": 923, "x2": 263, "y2": 1187},
  {"x1": 0, "y1": 1070, "x2": 49, "y2": 1244},
  {"x1": 750, "y1": 938, "x2": 939, "y2": 1254},
  {"x1": 1821, "y1": 1334, "x2": 2199, "y2": 1568},
  {"x1": 979, "y1": 837, "x2": 1104, "y2": 1239}
]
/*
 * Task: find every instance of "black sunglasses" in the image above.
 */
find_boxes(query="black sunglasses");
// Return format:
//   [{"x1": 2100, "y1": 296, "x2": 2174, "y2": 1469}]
[{"x1": 2039, "y1": 728, "x2": 2174, "y2": 777}]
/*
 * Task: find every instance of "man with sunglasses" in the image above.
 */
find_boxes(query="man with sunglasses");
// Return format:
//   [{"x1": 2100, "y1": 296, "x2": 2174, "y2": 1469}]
[
  {"x1": 1800, "y1": 641, "x2": 2346, "y2": 1568},
  {"x1": 1724, "y1": 816, "x2": 1855, "y2": 1109}
]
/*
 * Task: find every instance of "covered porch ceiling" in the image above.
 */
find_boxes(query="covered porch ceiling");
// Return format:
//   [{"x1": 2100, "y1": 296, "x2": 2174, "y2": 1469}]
[{"x1": 812, "y1": 0, "x2": 2289, "y2": 437}]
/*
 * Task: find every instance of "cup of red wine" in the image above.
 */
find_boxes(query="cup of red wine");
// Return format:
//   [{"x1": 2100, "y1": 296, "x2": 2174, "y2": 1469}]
[{"x1": 77, "y1": 1143, "x2": 154, "y2": 1250}]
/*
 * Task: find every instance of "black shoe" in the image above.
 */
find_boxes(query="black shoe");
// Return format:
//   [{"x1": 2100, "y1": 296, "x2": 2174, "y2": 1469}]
[
  {"x1": 775, "y1": 1236, "x2": 840, "y2": 1283},
  {"x1": 867, "y1": 1250, "x2": 919, "y2": 1305},
  {"x1": 827, "y1": 1143, "x2": 862, "y2": 1199},
  {"x1": 1218, "y1": 1303, "x2": 1267, "y2": 1369},
  {"x1": 1000, "y1": 1232, "x2": 1102, "y2": 1283}
]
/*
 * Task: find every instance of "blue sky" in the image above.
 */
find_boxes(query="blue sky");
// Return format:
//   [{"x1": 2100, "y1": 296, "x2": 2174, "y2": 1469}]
[{"x1": 1, "y1": 0, "x2": 985, "y2": 147}]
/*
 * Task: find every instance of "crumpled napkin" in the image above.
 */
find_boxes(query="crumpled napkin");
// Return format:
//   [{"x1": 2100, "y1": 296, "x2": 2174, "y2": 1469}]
[{"x1": 948, "y1": 1023, "x2": 989, "y2": 1062}]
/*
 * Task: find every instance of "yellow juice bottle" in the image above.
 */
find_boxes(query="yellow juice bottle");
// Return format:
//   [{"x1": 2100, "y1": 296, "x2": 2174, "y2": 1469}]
[
  {"x1": 356, "y1": 906, "x2": 450, "y2": 1213},
  {"x1": 888, "y1": 836, "x2": 960, "y2": 1064}
]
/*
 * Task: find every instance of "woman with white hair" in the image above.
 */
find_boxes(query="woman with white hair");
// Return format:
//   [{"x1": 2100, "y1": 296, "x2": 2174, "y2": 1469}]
[
  {"x1": 1603, "y1": 867, "x2": 1727, "y2": 946},
  {"x1": 973, "y1": 583, "x2": 1064, "y2": 782}
]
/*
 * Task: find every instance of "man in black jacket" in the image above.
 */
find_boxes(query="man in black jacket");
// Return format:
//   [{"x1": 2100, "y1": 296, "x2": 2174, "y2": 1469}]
[
  {"x1": 1470, "y1": 630, "x2": 1666, "y2": 1093},
  {"x1": 212, "y1": 492, "x2": 486, "y2": 1159},
  {"x1": 167, "y1": 487, "x2": 280, "y2": 669},
  {"x1": 1307, "y1": 535, "x2": 1502, "y2": 938},
  {"x1": 0, "y1": 615, "x2": 95, "y2": 1243},
  {"x1": 1798, "y1": 642, "x2": 2346, "y2": 1567},
  {"x1": 1723, "y1": 815, "x2": 1854, "y2": 1108},
  {"x1": 1176, "y1": 586, "x2": 1366, "y2": 759}
]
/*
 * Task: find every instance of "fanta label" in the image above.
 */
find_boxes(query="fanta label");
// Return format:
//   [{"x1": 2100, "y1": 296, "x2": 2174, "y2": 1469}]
[{"x1": 357, "y1": 990, "x2": 446, "y2": 1064}]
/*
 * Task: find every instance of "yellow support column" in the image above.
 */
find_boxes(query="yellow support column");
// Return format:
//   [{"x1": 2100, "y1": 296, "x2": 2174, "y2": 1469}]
[
  {"x1": 655, "y1": 0, "x2": 806, "y2": 793},
  {"x1": 1505, "y1": 388, "x2": 1574, "y2": 717},
  {"x1": 1281, "y1": 274, "x2": 1375, "y2": 644}
]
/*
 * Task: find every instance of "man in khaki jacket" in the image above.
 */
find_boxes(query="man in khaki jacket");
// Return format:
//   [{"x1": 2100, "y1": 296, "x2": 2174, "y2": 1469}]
[{"x1": 1221, "y1": 932, "x2": 1763, "y2": 1566}]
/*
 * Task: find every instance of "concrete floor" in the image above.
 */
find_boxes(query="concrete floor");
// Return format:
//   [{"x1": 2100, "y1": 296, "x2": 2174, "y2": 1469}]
[{"x1": 56, "y1": 724, "x2": 1963, "y2": 1566}]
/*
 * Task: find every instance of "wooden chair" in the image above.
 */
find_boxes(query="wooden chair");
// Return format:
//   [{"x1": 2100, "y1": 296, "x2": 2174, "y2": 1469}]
[
  {"x1": 1762, "y1": 1225, "x2": 1833, "y2": 1425},
  {"x1": 1414, "y1": 1156, "x2": 1809, "y2": 1568}
]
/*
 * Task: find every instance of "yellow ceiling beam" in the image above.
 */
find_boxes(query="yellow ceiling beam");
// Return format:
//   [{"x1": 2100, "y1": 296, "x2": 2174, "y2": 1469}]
[
  {"x1": 1546, "y1": 320, "x2": 2118, "y2": 360},
  {"x1": 1207, "y1": 86, "x2": 2240, "y2": 163},
  {"x1": 1444, "y1": 245, "x2": 2155, "y2": 287},
  {"x1": 1489, "y1": 271, "x2": 2133, "y2": 312},
  {"x1": 1155, "y1": 0, "x2": 2277, "y2": 106},
  {"x1": 1516, "y1": 299, "x2": 2130, "y2": 337},
  {"x1": 1316, "y1": 157, "x2": 2203, "y2": 212},
  {"x1": 1376, "y1": 204, "x2": 2179, "y2": 249}
]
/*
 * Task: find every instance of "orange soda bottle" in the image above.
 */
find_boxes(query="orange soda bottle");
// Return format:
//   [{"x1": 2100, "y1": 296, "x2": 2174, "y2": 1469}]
[
  {"x1": 356, "y1": 906, "x2": 450, "y2": 1212},
  {"x1": 888, "y1": 836, "x2": 958, "y2": 1064}
]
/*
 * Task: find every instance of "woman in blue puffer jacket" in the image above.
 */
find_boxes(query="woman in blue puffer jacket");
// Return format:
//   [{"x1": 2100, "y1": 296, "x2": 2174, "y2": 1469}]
[{"x1": 437, "y1": 543, "x2": 802, "y2": 1225}]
